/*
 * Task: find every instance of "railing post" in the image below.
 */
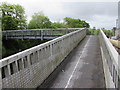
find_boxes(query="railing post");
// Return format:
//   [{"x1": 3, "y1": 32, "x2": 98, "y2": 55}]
[
  {"x1": 66, "y1": 28, "x2": 68, "y2": 34},
  {"x1": 41, "y1": 30, "x2": 43, "y2": 40},
  {"x1": 5, "y1": 31, "x2": 8, "y2": 40},
  {"x1": 22, "y1": 30, "x2": 24, "y2": 39},
  {"x1": 7, "y1": 64, "x2": 11, "y2": 76}
]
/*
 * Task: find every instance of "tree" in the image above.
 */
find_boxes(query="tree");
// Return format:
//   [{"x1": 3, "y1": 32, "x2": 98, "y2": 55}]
[
  {"x1": 14, "y1": 4, "x2": 27, "y2": 29},
  {"x1": 0, "y1": 2, "x2": 27, "y2": 30},
  {"x1": 64, "y1": 17, "x2": 90, "y2": 28},
  {"x1": 28, "y1": 12, "x2": 52, "y2": 29},
  {"x1": 51, "y1": 22, "x2": 66, "y2": 28}
]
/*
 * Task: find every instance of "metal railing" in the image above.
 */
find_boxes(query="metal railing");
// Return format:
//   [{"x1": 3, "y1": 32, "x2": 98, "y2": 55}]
[{"x1": 2, "y1": 28, "x2": 80, "y2": 40}]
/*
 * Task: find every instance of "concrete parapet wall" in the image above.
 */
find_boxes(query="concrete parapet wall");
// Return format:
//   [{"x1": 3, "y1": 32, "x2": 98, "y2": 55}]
[
  {"x1": 99, "y1": 30, "x2": 119, "y2": 88},
  {"x1": 0, "y1": 28, "x2": 86, "y2": 89}
]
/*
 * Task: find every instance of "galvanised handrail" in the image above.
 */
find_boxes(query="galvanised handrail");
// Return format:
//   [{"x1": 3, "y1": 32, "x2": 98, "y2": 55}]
[{"x1": 2, "y1": 28, "x2": 83, "y2": 40}]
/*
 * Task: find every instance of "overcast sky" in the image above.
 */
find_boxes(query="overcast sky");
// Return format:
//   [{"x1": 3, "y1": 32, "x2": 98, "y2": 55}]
[{"x1": 0, "y1": 0, "x2": 119, "y2": 29}]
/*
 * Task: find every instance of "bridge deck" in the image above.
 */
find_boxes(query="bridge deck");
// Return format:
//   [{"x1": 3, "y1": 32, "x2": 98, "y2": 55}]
[{"x1": 38, "y1": 35, "x2": 105, "y2": 88}]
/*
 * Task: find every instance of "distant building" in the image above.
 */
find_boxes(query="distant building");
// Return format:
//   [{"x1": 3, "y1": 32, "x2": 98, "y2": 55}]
[
  {"x1": 116, "y1": 1, "x2": 120, "y2": 40},
  {"x1": 118, "y1": 1, "x2": 120, "y2": 28},
  {"x1": 116, "y1": 19, "x2": 119, "y2": 28}
]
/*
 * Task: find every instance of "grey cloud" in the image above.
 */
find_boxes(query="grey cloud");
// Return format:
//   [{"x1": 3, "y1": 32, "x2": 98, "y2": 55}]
[
  {"x1": 1, "y1": 0, "x2": 118, "y2": 29},
  {"x1": 61, "y1": 2, "x2": 117, "y2": 19},
  {"x1": 48, "y1": 2, "x2": 118, "y2": 29}
]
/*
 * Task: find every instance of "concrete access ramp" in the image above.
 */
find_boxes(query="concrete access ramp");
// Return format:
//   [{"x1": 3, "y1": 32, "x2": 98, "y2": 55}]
[{"x1": 38, "y1": 36, "x2": 105, "y2": 88}]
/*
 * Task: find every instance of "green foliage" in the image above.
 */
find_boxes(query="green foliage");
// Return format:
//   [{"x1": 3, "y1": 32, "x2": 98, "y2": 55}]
[
  {"x1": 51, "y1": 22, "x2": 66, "y2": 28},
  {"x1": 28, "y1": 16, "x2": 90, "y2": 29},
  {"x1": 87, "y1": 29, "x2": 100, "y2": 35},
  {"x1": 87, "y1": 29, "x2": 114, "y2": 37},
  {"x1": 1, "y1": 2, "x2": 27, "y2": 30},
  {"x1": 64, "y1": 17, "x2": 90, "y2": 28},
  {"x1": 102, "y1": 30, "x2": 113, "y2": 37},
  {"x1": 2, "y1": 45, "x2": 6, "y2": 57},
  {"x1": 28, "y1": 12, "x2": 52, "y2": 29},
  {"x1": 2, "y1": 39, "x2": 48, "y2": 58}
]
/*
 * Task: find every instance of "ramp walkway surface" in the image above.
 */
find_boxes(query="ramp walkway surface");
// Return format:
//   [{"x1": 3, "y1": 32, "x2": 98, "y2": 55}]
[{"x1": 38, "y1": 35, "x2": 105, "y2": 88}]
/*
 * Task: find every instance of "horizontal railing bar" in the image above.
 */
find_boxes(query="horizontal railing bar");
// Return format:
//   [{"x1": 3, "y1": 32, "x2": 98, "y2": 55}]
[{"x1": 2, "y1": 28, "x2": 83, "y2": 33}]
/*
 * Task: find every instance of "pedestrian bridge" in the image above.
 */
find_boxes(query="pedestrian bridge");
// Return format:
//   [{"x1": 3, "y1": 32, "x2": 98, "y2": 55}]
[
  {"x1": 2, "y1": 28, "x2": 78, "y2": 40},
  {"x1": 0, "y1": 28, "x2": 119, "y2": 89}
]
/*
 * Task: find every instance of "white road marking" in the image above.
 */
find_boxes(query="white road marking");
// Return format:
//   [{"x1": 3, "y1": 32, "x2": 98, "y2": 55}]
[{"x1": 65, "y1": 36, "x2": 91, "y2": 88}]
